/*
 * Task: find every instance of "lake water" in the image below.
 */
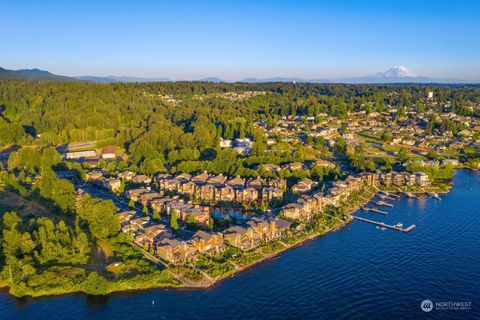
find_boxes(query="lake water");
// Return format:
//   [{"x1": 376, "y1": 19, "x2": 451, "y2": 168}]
[{"x1": 1, "y1": 170, "x2": 480, "y2": 320}]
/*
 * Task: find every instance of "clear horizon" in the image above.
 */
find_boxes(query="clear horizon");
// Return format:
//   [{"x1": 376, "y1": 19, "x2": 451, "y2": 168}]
[{"x1": 2, "y1": 0, "x2": 480, "y2": 80}]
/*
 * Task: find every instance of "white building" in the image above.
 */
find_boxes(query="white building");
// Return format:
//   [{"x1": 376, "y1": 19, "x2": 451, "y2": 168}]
[
  {"x1": 64, "y1": 150, "x2": 97, "y2": 160},
  {"x1": 220, "y1": 138, "x2": 233, "y2": 148}
]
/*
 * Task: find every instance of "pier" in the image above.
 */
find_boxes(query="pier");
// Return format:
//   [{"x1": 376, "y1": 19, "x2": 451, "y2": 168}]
[
  {"x1": 375, "y1": 201, "x2": 394, "y2": 208},
  {"x1": 351, "y1": 215, "x2": 416, "y2": 233},
  {"x1": 422, "y1": 189, "x2": 441, "y2": 200},
  {"x1": 362, "y1": 207, "x2": 388, "y2": 215},
  {"x1": 403, "y1": 192, "x2": 419, "y2": 199},
  {"x1": 380, "y1": 191, "x2": 400, "y2": 199},
  {"x1": 377, "y1": 194, "x2": 397, "y2": 201}
]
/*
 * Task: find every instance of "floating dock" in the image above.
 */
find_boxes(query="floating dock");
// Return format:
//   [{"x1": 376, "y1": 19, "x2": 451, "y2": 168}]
[
  {"x1": 377, "y1": 194, "x2": 397, "y2": 201},
  {"x1": 375, "y1": 201, "x2": 394, "y2": 208},
  {"x1": 362, "y1": 207, "x2": 388, "y2": 215},
  {"x1": 380, "y1": 191, "x2": 400, "y2": 199},
  {"x1": 351, "y1": 215, "x2": 416, "y2": 233},
  {"x1": 426, "y1": 191, "x2": 441, "y2": 200},
  {"x1": 404, "y1": 192, "x2": 419, "y2": 199}
]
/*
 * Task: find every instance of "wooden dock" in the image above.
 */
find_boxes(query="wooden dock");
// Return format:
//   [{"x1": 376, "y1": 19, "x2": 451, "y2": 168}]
[
  {"x1": 375, "y1": 201, "x2": 394, "y2": 208},
  {"x1": 377, "y1": 194, "x2": 396, "y2": 201},
  {"x1": 362, "y1": 207, "x2": 388, "y2": 215},
  {"x1": 351, "y1": 215, "x2": 416, "y2": 233},
  {"x1": 403, "y1": 192, "x2": 420, "y2": 199},
  {"x1": 380, "y1": 191, "x2": 400, "y2": 199}
]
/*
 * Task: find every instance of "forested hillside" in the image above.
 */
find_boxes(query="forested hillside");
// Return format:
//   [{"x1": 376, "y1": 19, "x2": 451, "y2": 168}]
[{"x1": 1, "y1": 79, "x2": 479, "y2": 174}]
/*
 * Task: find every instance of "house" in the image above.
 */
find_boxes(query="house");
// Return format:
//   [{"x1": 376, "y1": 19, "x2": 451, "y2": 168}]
[
  {"x1": 379, "y1": 172, "x2": 393, "y2": 187},
  {"x1": 207, "y1": 174, "x2": 227, "y2": 186},
  {"x1": 160, "y1": 177, "x2": 182, "y2": 193},
  {"x1": 176, "y1": 172, "x2": 192, "y2": 182},
  {"x1": 104, "y1": 178, "x2": 122, "y2": 192},
  {"x1": 150, "y1": 197, "x2": 171, "y2": 213},
  {"x1": 101, "y1": 145, "x2": 116, "y2": 160},
  {"x1": 117, "y1": 210, "x2": 136, "y2": 226},
  {"x1": 261, "y1": 187, "x2": 283, "y2": 202},
  {"x1": 223, "y1": 225, "x2": 261, "y2": 251},
  {"x1": 287, "y1": 162, "x2": 303, "y2": 171},
  {"x1": 392, "y1": 172, "x2": 406, "y2": 186},
  {"x1": 359, "y1": 172, "x2": 379, "y2": 187},
  {"x1": 403, "y1": 172, "x2": 417, "y2": 186},
  {"x1": 215, "y1": 185, "x2": 235, "y2": 202},
  {"x1": 246, "y1": 176, "x2": 264, "y2": 190},
  {"x1": 246, "y1": 216, "x2": 288, "y2": 241},
  {"x1": 156, "y1": 238, "x2": 197, "y2": 265},
  {"x1": 219, "y1": 139, "x2": 233, "y2": 148},
  {"x1": 191, "y1": 171, "x2": 210, "y2": 184},
  {"x1": 190, "y1": 230, "x2": 225, "y2": 256},
  {"x1": 134, "y1": 224, "x2": 172, "y2": 248},
  {"x1": 196, "y1": 184, "x2": 216, "y2": 201},
  {"x1": 234, "y1": 187, "x2": 259, "y2": 202},
  {"x1": 118, "y1": 170, "x2": 136, "y2": 182},
  {"x1": 260, "y1": 163, "x2": 281, "y2": 173},
  {"x1": 85, "y1": 171, "x2": 103, "y2": 182},
  {"x1": 281, "y1": 202, "x2": 312, "y2": 221},
  {"x1": 291, "y1": 178, "x2": 317, "y2": 194},
  {"x1": 122, "y1": 216, "x2": 150, "y2": 234},
  {"x1": 415, "y1": 172, "x2": 430, "y2": 186},
  {"x1": 269, "y1": 179, "x2": 287, "y2": 190},
  {"x1": 275, "y1": 218, "x2": 293, "y2": 234},
  {"x1": 235, "y1": 138, "x2": 254, "y2": 148},
  {"x1": 131, "y1": 175, "x2": 151, "y2": 184},
  {"x1": 156, "y1": 173, "x2": 173, "y2": 187},
  {"x1": 139, "y1": 192, "x2": 163, "y2": 207},
  {"x1": 226, "y1": 175, "x2": 246, "y2": 188},
  {"x1": 180, "y1": 206, "x2": 211, "y2": 228},
  {"x1": 127, "y1": 188, "x2": 149, "y2": 202},
  {"x1": 321, "y1": 194, "x2": 340, "y2": 208},
  {"x1": 312, "y1": 159, "x2": 336, "y2": 169},
  {"x1": 179, "y1": 181, "x2": 196, "y2": 196}
]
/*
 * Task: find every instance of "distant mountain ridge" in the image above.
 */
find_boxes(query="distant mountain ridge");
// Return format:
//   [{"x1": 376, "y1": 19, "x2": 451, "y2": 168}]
[
  {"x1": 0, "y1": 67, "x2": 73, "y2": 81},
  {"x1": 74, "y1": 75, "x2": 171, "y2": 83},
  {"x1": 0, "y1": 66, "x2": 474, "y2": 84}
]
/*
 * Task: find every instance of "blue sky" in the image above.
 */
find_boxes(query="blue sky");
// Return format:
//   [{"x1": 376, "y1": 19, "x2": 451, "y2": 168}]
[{"x1": 1, "y1": 0, "x2": 479, "y2": 80}]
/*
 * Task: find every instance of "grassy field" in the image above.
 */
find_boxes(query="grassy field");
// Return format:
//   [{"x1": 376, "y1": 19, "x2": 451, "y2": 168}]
[{"x1": 0, "y1": 191, "x2": 67, "y2": 222}]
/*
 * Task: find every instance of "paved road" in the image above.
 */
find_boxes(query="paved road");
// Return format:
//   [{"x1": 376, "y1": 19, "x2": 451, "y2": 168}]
[
  {"x1": 77, "y1": 183, "x2": 132, "y2": 212},
  {"x1": 56, "y1": 141, "x2": 97, "y2": 152}
]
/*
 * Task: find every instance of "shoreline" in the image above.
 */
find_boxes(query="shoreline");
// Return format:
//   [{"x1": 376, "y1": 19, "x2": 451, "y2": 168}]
[{"x1": 1, "y1": 181, "x2": 450, "y2": 298}]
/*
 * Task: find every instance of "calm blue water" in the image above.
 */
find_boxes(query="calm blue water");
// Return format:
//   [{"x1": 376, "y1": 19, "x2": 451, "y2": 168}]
[{"x1": 1, "y1": 170, "x2": 480, "y2": 320}]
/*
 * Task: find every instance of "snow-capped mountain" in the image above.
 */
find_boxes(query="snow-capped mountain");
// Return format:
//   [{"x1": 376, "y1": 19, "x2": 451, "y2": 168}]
[{"x1": 375, "y1": 66, "x2": 418, "y2": 78}]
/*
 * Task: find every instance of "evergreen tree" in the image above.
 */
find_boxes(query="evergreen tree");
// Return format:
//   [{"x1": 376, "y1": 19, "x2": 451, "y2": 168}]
[{"x1": 170, "y1": 209, "x2": 179, "y2": 231}]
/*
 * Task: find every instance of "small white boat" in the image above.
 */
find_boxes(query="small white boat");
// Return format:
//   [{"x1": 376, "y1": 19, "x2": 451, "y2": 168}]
[{"x1": 395, "y1": 223, "x2": 403, "y2": 228}]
